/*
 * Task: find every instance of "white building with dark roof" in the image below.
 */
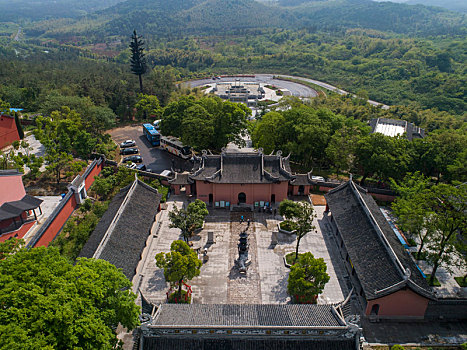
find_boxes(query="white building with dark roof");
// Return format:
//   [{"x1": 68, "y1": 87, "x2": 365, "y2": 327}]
[
  {"x1": 370, "y1": 118, "x2": 425, "y2": 140},
  {"x1": 212, "y1": 80, "x2": 265, "y2": 106}
]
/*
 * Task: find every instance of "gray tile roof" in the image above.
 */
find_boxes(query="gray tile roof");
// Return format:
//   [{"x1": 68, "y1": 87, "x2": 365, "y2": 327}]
[
  {"x1": 153, "y1": 304, "x2": 345, "y2": 328},
  {"x1": 0, "y1": 195, "x2": 43, "y2": 221},
  {"x1": 289, "y1": 174, "x2": 313, "y2": 186},
  {"x1": 142, "y1": 337, "x2": 357, "y2": 350},
  {"x1": 78, "y1": 179, "x2": 161, "y2": 280},
  {"x1": 168, "y1": 172, "x2": 193, "y2": 185},
  {"x1": 325, "y1": 181, "x2": 432, "y2": 300},
  {"x1": 190, "y1": 152, "x2": 293, "y2": 184}
]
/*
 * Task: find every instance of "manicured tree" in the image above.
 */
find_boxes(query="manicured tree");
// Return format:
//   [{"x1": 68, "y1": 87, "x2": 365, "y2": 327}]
[
  {"x1": 287, "y1": 252, "x2": 330, "y2": 304},
  {"x1": 129, "y1": 30, "x2": 147, "y2": 93},
  {"x1": 0, "y1": 242, "x2": 140, "y2": 349},
  {"x1": 279, "y1": 199, "x2": 301, "y2": 222},
  {"x1": 424, "y1": 183, "x2": 467, "y2": 286},
  {"x1": 280, "y1": 200, "x2": 316, "y2": 262},
  {"x1": 168, "y1": 199, "x2": 209, "y2": 242},
  {"x1": 293, "y1": 202, "x2": 317, "y2": 262},
  {"x1": 155, "y1": 240, "x2": 202, "y2": 301}
]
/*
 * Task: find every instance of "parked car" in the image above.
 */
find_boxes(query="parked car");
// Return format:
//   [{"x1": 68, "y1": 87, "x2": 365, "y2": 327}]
[
  {"x1": 160, "y1": 169, "x2": 173, "y2": 177},
  {"x1": 311, "y1": 176, "x2": 325, "y2": 182},
  {"x1": 122, "y1": 155, "x2": 143, "y2": 163},
  {"x1": 153, "y1": 119, "x2": 161, "y2": 129},
  {"x1": 124, "y1": 162, "x2": 137, "y2": 169},
  {"x1": 120, "y1": 140, "x2": 136, "y2": 148},
  {"x1": 136, "y1": 164, "x2": 146, "y2": 171},
  {"x1": 120, "y1": 147, "x2": 139, "y2": 155}
]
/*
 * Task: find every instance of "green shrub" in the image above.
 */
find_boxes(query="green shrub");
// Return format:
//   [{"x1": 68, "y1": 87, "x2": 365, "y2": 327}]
[
  {"x1": 391, "y1": 345, "x2": 405, "y2": 350},
  {"x1": 79, "y1": 198, "x2": 93, "y2": 212},
  {"x1": 454, "y1": 277, "x2": 467, "y2": 287},
  {"x1": 280, "y1": 220, "x2": 297, "y2": 232},
  {"x1": 425, "y1": 274, "x2": 441, "y2": 287}
]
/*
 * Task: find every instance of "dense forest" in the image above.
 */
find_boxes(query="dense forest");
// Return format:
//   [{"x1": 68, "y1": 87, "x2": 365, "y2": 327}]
[
  {"x1": 0, "y1": 0, "x2": 464, "y2": 40},
  {"x1": 0, "y1": 0, "x2": 465, "y2": 182}
]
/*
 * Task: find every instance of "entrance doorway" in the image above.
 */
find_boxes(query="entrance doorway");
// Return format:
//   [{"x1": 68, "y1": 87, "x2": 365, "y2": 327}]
[
  {"x1": 209, "y1": 194, "x2": 213, "y2": 205},
  {"x1": 298, "y1": 185, "x2": 305, "y2": 195},
  {"x1": 271, "y1": 194, "x2": 276, "y2": 203},
  {"x1": 238, "y1": 192, "x2": 246, "y2": 204},
  {"x1": 370, "y1": 304, "x2": 380, "y2": 316}
]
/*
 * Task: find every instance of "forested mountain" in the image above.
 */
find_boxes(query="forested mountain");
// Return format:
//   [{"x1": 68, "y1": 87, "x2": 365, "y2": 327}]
[
  {"x1": 95, "y1": 0, "x2": 293, "y2": 37},
  {"x1": 372, "y1": 0, "x2": 467, "y2": 13},
  {"x1": 0, "y1": 0, "x2": 125, "y2": 21},
  {"x1": 23, "y1": 0, "x2": 466, "y2": 40}
]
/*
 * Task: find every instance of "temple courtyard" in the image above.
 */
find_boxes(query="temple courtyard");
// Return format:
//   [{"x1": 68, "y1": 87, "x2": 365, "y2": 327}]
[{"x1": 137, "y1": 195, "x2": 351, "y2": 306}]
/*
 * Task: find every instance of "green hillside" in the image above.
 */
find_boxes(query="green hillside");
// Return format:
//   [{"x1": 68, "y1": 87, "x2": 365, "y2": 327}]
[{"x1": 21, "y1": 0, "x2": 466, "y2": 40}]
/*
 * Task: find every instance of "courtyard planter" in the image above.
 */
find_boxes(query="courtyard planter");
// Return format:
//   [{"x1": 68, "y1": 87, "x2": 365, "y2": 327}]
[
  {"x1": 167, "y1": 289, "x2": 193, "y2": 304},
  {"x1": 292, "y1": 294, "x2": 318, "y2": 304},
  {"x1": 284, "y1": 252, "x2": 303, "y2": 268},
  {"x1": 277, "y1": 221, "x2": 297, "y2": 235}
]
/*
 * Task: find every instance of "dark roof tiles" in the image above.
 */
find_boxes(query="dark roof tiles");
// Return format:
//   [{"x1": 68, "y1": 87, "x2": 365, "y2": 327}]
[
  {"x1": 325, "y1": 181, "x2": 431, "y2": 299},
  {"x1": 78, "y1": 180, "x2": 162, "y2": 280},
  {"x1": 153, "y1": 304, "x2": 345, "y2": 328},
  {"x1": 190, "y1": 152, "x2": 293, "y2": 184}
]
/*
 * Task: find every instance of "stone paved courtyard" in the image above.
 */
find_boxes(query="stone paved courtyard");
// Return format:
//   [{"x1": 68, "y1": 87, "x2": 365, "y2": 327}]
[{"x1": 138, "y1": 196, "x2": 347, "y2": 305}]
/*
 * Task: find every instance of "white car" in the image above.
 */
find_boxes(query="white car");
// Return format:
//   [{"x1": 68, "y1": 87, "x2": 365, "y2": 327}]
[
  {"x1": 124, "y1": 162, "x2": 137, "y2": 169},
  {"x1": 160, "y1": 170, "x2": 173, "y2": 177},
  {"x1": 311, "y1": 176, "x2": 325, "y2": 182},
  {"x1": 120, "y1": 140, "x2": 136, "y2": 148},
  {"x1": 153, "y1": 119, "x2": 161, "y2": 129}
]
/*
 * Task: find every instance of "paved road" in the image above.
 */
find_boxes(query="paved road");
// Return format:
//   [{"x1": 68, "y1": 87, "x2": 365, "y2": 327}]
[
  {"x1": 108, "y1": 126, "x2": 192, "y2": 174},
  {"x1": 186, "y1": 73, "x2": 389, "y2": 109},
  {"x1": 186, "y1": 74, "x2": 318, "y2": 98}
]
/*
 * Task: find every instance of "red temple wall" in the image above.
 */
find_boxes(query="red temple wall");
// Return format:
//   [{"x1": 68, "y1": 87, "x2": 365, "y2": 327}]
[
  {"x1": 365, "y1": 289, "x2": 429, "y2": 318},
  {"x1": 0, "y1": 115, "x2": 20, "y2": 150},
  {"x1": 195, "y1": 181, "x2": 288, "y2": 205}
]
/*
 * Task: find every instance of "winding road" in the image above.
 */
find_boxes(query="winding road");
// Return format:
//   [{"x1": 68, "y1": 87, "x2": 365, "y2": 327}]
[{"x1": 186, "y1": 73, "x2": 389, "y2": 109}]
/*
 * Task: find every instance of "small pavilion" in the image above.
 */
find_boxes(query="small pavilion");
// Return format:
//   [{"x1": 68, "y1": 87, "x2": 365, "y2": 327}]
[{"x1": 0, "y1": 170, "x2": 43, "y2": 241}]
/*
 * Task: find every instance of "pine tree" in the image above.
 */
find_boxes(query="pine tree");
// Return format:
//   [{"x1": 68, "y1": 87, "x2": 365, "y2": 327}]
[{"x1": 129, "y1": 30, "x2": 147, "y2": 93}]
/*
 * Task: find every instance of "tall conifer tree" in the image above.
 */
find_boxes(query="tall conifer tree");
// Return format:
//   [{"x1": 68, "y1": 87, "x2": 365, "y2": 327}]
[{"x1": 129, "y1": 30, "x2": 147, "y2": 93}]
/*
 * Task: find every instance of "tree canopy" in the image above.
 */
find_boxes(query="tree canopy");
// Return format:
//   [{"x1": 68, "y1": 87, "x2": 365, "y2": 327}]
[
  {"x1": 161, "y1": 96, "x2": 249, "y2": 151},
  {"x1": 279, "y1": 200, "x2": 316, "y2": 262},
  {"x1": 155, "y1": 240, "x2": 202, "y2": 299},
  {"x1": 168, "y1": 199, "x2": 209, "y2": 242},
  {"x1": 287, "y1": 252, "x2": 330, "y2": 304},
  {"x1": 0, "y1": 243, "x2": 140, "y2": 350}
]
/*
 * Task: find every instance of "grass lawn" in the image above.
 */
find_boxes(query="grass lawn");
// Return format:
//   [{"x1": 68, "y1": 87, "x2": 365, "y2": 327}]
[
  {"x1": 285, "y1": 252, "x2": 303, "y2": 266},
  {"x1": 425, "y1": 274, "x2": 441, "y2": 287},
  {"x1": 454, "y1": 277, "x2": 467, "y2": 287},
  {"x1": 280, "y1": 220, "x2": 297, "y2": 232}
]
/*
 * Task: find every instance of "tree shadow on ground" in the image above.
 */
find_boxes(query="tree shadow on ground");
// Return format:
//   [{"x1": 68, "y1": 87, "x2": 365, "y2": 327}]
[
  {"x1": 145, "y1": 269, "x2": 168, "y2": 293},
  {"x1": 271, "y1": 273, "x2": 291, "y2": 304}
]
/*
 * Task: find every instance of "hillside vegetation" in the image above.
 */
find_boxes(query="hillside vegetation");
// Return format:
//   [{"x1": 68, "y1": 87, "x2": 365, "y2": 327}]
[{"x1": 17, "y1": 0, "x2": 466, "y2": 40}]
